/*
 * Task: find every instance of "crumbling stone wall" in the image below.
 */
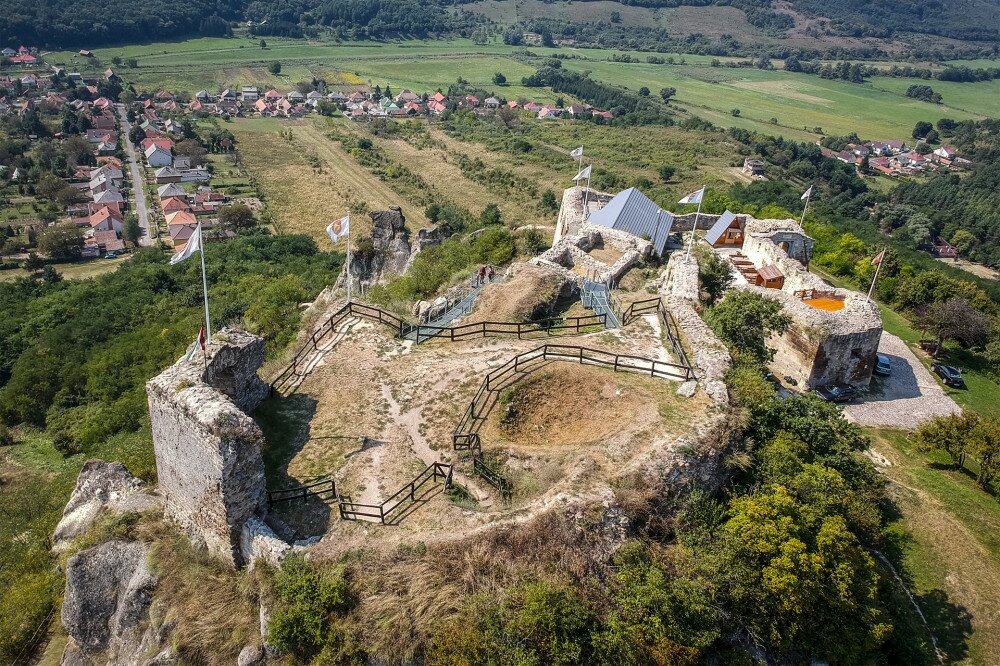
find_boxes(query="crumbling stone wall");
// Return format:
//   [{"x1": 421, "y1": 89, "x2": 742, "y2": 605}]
[
  {"x1": 741, "y1": 218, "x2": 816, "y2": 268},
  {"x1": 533, "y1": 225, "x2": 649, "y2": 284},
  {"x1": 661, "y1": 253, "x2": 731, "y2": 405},
  {"x1": 146, "y1": 329, "x2": 269, "y2": 567},
  {"x1": 742, "y1": 285, "x2": 883, "y2": 388},
  {"x1": 555, "y1": 186, "x2": 615, "y2": 241}
]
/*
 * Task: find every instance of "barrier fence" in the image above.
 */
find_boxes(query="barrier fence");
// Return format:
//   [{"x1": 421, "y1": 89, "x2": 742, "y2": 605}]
[
  {"x1": 267, "y1": 478, "x2": 337, "y2": 508},
  {"x1": 338, "y1": 462, "x2": 453, "y2": 523},
  {"x1": 270, "y1": 301, "x2": 609, "y2": 393},
  {"x1": 269, "y1": 463, "x2": 453, "y2": 525}
]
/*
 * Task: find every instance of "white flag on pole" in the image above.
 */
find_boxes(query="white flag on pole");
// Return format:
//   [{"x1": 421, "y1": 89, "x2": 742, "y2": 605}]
[
  {"x1": 572, "y1": 165, "x2": 592, "y2": 182},
  {"x1": 801, "y1": 185, "x2": 813, "y2": 200},
  {"x1": 169, "y1": 222, "x2": 202, "y2": 265},
  {"x1": 678, "y1": 187, "x2": 705, "y2": 205},
  {"x1": 569, "y1": 146, "x2": 584, "y2": 158},
  {"x1": 326, "y1": 215, "x2": 350, "y2": 243}
]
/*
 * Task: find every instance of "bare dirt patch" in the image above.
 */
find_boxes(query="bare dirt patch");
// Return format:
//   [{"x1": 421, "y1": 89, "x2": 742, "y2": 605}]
[
  {"x1": 464, "y1": 263, "x2": 567, "y2": 323},
  {"x1": 483, "y1": 365, "x2": 671, "y2": 448}
]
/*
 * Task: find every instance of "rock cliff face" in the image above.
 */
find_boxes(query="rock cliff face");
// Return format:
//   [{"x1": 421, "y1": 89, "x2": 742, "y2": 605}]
[
  {"x1": 53, "y1": 460, "x2": 161, "y2": 552},
  {"x1": 343, "y1": 206, "x2": 411, "y2": 289},
  {"x1": 61, "y1": 541, "x2": 160, "y2": 665},
  {"x1": 146, "y1": 328, "x2": 268, "y2": 567}
]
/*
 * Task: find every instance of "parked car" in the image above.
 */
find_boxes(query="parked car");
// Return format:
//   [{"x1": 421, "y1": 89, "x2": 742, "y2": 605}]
[
  {"x1": 874, "y1": 354, "x2": 891, "y2": 376},
  {"x1": 104, "y1": 252, "x2": 119, "y2": 259},
  {"x1": 931, "y1": 363, "x2": 965, "y2": 388},
  {"x1": 814, "y1": 384, "x2": 860, "y2": 403}
]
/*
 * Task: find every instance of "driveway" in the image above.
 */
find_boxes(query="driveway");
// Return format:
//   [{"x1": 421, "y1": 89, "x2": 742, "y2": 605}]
[
  {"x1": 842, "y1": 332, "x2": 961, "y2": 429},
  {"x1": 116, "y1": 104, "x2": 152, "y2": 246}
]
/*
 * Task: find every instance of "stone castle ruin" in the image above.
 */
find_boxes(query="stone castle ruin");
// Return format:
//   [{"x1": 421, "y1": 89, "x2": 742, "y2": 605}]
[
  {"x1": 146, "y1": 329, "x2": 270, "y2": 566},
  {"x1": 559, "y1": 184, "x2": 883, "y2": 388}
]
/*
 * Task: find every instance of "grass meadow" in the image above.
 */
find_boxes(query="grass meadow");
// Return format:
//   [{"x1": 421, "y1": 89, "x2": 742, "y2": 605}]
[{"x1": 45, "y1": 36, "x2": 995, "y2": 142}]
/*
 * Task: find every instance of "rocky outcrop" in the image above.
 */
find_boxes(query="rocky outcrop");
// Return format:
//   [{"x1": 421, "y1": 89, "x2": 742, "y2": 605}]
[
  {"x1": 343, "y1": 206, "x2": 411, "y2": 289},
  {"x1": 146, "y1": 328, "x2": 268, "y2": 567},
  {"x1": 53, "y1": 461, "x2": 161, "y2": 552},
  {"x1": 61, "y1": 541, "x2": 159, "y2": 665}
]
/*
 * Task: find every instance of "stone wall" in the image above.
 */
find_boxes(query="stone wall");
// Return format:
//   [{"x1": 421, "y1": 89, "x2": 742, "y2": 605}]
[
  {"x1": 554, "y1": 186, "x2": 614, "y2": 242},
  {"x1": 741, "y1": 218, "x2": 815, "y2": 267},
  {"x1": 146, "y1": 329, "x2": 269, "y2": 567},
  {"x1": 661, "y1": 253, "x2": 732, "y2": 405},
  {"x1": 533, "y1": 225, "x2": 649, "y2": 285},
  {"x1": 743, "y1": 285, "x2": 883, "y2": 388}
]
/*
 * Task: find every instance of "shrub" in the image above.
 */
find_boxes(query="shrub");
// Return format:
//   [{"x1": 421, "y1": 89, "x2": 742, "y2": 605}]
[{"x1": 266, "y1": 555, "x2": 353, "y2": 657}]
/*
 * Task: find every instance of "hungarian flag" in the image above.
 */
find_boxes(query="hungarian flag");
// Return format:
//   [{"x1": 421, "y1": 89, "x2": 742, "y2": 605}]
[
  {"x1": 198, "y1": 326, "x2": 206, "y2": 350},
  {"x1": 169, "y1": 222, "x2": 202, "y2": 265},
  {"x1": 572, "y1": 165, "x2": 592, "y2": 182},
  {"x1": 678, "y1": 187, "x2": 705, "y2": 205},
  {"x1": 569, "y1": 146, "x2": 584, "y2": 158},
  {"x1": 801, "y1": 185, "x2": 813, "y2": 200},
  {"x1": 871, "y1": 248, "x2": 886, "y2": 266},
  {"x1": 326, "y1": 215, "x2": 350, "y2": 243}
]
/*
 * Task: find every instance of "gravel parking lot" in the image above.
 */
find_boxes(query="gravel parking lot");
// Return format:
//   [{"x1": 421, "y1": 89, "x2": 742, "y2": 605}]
[{"x1": 842, "y1": 332, "x2": 961, "y2": 429}]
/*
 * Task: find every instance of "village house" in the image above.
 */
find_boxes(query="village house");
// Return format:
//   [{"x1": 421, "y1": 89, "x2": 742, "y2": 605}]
[
  {"x1": 241, "y1": 86, "x2": 259, "y2": 102},
  {"x1": 144, "y1": 144, "x2": 172, "y2": 168},
  {"x1": 742, "y1": 158, "x2": 766, "y2": 177}
]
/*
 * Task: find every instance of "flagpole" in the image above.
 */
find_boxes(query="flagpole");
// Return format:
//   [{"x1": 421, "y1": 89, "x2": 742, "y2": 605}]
[
  {"x1": 198, "y1": 220, "x2": 211, "y2": 343},
  {"x1": 867, "y1": 247, "x2": 884, "y2": 303},
  {"x1": 799, "y1": 186, "x2": 811, "y2": 228},
  {"x1": 584, "y1": 171, "x2": 593, "y2": 219},
  {"x1": 685, "y1": 187, "x2": 704, "y2": 258},
  {"x1": 577, "y1": 149, "x2": 583, "y2": 175},
  {"x1": 346, "y1": 219, "x2": 352, "y2": 304}
]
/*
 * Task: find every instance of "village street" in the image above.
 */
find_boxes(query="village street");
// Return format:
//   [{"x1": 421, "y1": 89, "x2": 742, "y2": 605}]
[{"x1": 116, "y1": 103, "x2": 152, "y2": 246}]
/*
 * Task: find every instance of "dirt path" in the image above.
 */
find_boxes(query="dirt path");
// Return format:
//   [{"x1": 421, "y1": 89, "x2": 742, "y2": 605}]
[
  {"x1": 380, "y1": 384, "x2": 493, "y2": 504},
  {"x1": 292, "y1": 123, "x2": 430, "y2": 228}
]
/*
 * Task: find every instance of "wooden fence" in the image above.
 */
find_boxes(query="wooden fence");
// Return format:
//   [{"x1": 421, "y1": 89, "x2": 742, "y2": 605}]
[
  {"x1": 267, "y1": 478, "x2": 337, "y2": 508},
  {"x1": 338, "y1": 462, "x2": 453, "y2": 524},
  {"x1": 270, "y1": 301, "x2": 608, "y2": 392}
]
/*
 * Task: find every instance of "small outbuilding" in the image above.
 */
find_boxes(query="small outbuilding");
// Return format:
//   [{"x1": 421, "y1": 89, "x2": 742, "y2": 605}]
[
  {"x1": 704, "y1": 210, "x2": 744, "y2": 247},
  {"x1": 755, "y1": 264, "x2": 785, "y2": 289}
]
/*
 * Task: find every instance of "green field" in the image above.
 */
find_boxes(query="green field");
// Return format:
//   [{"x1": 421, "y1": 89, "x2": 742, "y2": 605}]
[{"x1": 44, "y1": 36, "x2": 996, "y2": 142}]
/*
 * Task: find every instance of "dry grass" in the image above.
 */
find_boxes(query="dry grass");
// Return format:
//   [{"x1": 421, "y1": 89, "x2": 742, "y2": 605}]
[
  {"x1": 465, "y1": 263, "x2": 566, "y2": 324},
  {"x1": 343, "y1": 508, "x2": 610, "y2": 664},
  {"x1": 144, "y1": 524, "x2": 261, "y2": 664}
]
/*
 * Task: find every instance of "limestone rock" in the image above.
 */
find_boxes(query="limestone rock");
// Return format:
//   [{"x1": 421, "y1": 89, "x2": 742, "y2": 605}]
[
  {"x1": 240, "y1": 516, "x2": 291, "y2": 569},
  {"x1": 344, "y1": 206, "x2": 411, "y2": 289},
  {"x1": 53, "y1": 460, "x2": 161, "y2": 552},
  {"x1": 61, "y1": 541, "x2": 157, "y2": 663},
  {"x1": 238, "y1": 644, "x2": 265, "y2": 666}
]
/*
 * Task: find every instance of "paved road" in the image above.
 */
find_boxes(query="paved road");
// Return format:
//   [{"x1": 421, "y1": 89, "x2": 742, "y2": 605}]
[
  {"x1": 116, "y1": 104, "x2": 152, "y2": 246},
  {"x1": 843, "y1": 332, "x2": 961, "y2": 429}
]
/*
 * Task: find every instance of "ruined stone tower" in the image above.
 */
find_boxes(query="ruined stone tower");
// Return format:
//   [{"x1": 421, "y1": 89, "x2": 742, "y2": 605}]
[{"x1": 146, "y1": 329, "x2": 270, "y2": 566}]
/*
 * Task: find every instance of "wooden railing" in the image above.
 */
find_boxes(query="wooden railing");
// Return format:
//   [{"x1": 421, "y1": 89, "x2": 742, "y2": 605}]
[
  {"x1": 270, "y1": 301, "x2": 608, "y2": 392},
  {"x1": 267, "y1": 478, "x2": 337, "y2": 508},
  {"x1": 473, "y1": 457, "x2": 512, "y2": 501},
  {"x1": 338, "y1": 462, "x2": 453, "y2": 523},
  {"x1": 453, "y1": 343, "x2": 693, "y2": 447},
  {"x1": 620, "y1": 297, "x2": 694, "y2": 376}
]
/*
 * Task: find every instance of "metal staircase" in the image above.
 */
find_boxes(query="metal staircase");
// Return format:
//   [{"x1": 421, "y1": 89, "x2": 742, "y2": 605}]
[{"x1": 581, "y1": 279, "x2": 621, "y2": 329}]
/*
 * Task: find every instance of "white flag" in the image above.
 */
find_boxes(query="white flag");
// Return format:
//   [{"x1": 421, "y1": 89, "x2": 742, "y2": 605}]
[
  {"x1": 169, "y1": 222, "x2": 202, "y2": 265},
  {"x1": 326, "y1": 215, "x2": 350, "y2": 243},
  {"x1": 801, "y1": 185, "x2": 813, "y2": 200},
  {"x1": 572, "y1": 165, "x2": 592, "y2": 182},
  {"x1": 569, "y1": 146, "x2": 583, "y2": 158},
  {"x1": 678, "y1": 187, "x2": 704, "y2": 205}
]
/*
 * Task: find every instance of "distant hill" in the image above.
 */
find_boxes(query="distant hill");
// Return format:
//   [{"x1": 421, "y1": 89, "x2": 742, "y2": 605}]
[{"x1": 2, "y1": 0, "x2": 999, "y2": 51}]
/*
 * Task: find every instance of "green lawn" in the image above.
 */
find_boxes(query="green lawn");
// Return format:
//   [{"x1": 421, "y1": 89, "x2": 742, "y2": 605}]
[{"x1": 871, "y1": 428, "x2": 1000, "y2": 664}]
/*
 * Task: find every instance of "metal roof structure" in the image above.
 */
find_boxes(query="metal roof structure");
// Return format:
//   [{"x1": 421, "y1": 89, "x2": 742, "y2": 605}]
[
  {"x1": 704, "y1": 209, "x2": 739, "y2": 245},
  {"x1": 586, "y1": 187, "x2": 673, "y2": 255}
]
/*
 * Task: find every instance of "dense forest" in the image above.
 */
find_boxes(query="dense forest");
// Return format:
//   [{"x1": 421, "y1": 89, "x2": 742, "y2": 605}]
[
  {"x1": 0, "y1": 0, "x2": 245, "y2": 48},
  {"x1": 4, "y1": 0, "x2": 1000, "y2": 50}
]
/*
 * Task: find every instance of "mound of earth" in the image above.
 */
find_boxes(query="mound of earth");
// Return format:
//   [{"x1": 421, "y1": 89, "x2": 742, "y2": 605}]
[
  {"x1": 485, "y1": 364, "x2": 676, "y2": 448},
  {"x1": 465, "y1": 262, "x2": 568, "y2": 324}
]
